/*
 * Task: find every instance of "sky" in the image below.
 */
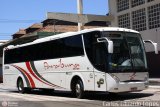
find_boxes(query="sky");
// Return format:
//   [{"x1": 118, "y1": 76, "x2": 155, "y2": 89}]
[{"x1": 0, "y1": 0, "x2": 109, "y2": 40}]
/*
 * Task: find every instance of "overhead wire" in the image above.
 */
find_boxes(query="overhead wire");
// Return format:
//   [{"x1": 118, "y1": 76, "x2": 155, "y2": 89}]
[{"x1": 0, "y1": 19, "x2": 42, "y2": 23}]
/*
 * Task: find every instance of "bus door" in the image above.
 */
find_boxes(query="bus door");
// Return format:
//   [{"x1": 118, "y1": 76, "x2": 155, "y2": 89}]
[
  {"x1": 93, "y1": 42, "x2": 107, "y2": 91},
  {"x1": 83, "y1": 31, "x2": 107, "y2": 91}
]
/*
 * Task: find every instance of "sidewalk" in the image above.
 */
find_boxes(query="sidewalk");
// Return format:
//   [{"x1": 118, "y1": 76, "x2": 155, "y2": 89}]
[
  {"x1": 149, "y1": 78, "x2": 160, "y2": 85},
  {"x1": 0, "y1": 83, "x2": 17, "y2": 91},
  {"x1": 149, "y1": 78, "x2": 160, "y2": 89}
]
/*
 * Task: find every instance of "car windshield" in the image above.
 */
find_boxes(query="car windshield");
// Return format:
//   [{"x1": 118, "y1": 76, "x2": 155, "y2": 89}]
[{"x1": 103, "y1": 32, "x2": 147, "y2": 72}]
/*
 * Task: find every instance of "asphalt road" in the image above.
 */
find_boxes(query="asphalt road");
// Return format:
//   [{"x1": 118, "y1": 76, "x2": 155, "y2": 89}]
[{"x1": 0, "y1": 84, "x2": 160, "y2": 107}]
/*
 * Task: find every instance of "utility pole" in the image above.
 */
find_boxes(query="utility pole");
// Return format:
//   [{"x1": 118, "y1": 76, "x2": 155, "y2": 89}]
[{"x1": 77, "y1": 0, "x2": 83, "y2": 31}]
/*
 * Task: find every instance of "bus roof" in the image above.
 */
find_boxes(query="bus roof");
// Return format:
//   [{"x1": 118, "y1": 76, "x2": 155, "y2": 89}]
[{"x1": 6, "y1": 27, "x2": 139, "y2": 49}]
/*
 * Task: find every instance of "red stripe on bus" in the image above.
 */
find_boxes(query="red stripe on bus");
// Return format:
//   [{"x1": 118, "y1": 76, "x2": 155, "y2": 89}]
[
  {"x1": 13, "y1": 65, "x2": 35, "y2": 88},
  {"x1": 29, "y1": 61, "x2": 65, "y2": 89},
  {"x1": 26, "y1": 62, "x2": 56, "y2": 87}
]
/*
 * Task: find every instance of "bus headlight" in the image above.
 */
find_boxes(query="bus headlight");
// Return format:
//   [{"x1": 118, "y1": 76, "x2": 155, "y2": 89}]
[
  {"x1": 144, "y1": 73, "x2": 149, "y2": 82},
  {"x1": 109, "y1": 74, "x2": 120, "y2": 83},
  {"x1": 144, "y1": 73, "x2": 149, "y2": 87}
]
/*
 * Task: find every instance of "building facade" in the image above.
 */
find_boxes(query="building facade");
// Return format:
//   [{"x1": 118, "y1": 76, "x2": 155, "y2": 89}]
[{"x1": 108, "y1": 0, "x2": 160, "y2": 78}]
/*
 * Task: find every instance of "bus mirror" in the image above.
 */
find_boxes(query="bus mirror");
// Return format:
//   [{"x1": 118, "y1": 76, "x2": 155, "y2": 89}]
[
  {"x1": 143, "y1": 40, "x2": 158, "y2": 54},
  {"x1": 97, "y1": 37, "x2": 113, "y2": 53}
]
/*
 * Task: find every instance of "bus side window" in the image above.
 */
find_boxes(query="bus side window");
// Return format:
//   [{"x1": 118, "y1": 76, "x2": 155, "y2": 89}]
[
  {"x1": 83, "y1": 31, "x2": 108, "y2": 72},
  {"x1": 93, "y1": 43, "x2": 108, "y2": 69}
]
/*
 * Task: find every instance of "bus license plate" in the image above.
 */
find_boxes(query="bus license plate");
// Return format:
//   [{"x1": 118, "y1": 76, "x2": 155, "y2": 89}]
[{"x1": 131, "y1": 87, "x2": 137, "y2": 91}]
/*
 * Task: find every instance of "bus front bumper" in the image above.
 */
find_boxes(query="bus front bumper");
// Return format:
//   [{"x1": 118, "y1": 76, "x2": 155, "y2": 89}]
[{"x1": 108, "y1": 82, "x2": 149, "y2": 93}]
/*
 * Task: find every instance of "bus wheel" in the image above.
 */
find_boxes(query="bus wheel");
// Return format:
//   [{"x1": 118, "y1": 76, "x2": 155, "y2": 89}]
[
  {"x1": 17, "y1": 78, "x2": 25, "y2": 93},
  {"x1": 74, "y1": 80, "x2": 84, "y2": 99}
]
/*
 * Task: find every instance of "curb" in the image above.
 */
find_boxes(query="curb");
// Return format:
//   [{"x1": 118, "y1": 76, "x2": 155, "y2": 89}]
[
  {"x1": 0, "y1": 83, "x2": 17, "y2": 91},
  {"x1": 149, "y1": 85, "x2": 160, "y2": 89},
  {"x1": 149, "y1": 78, "x2": 160, "y2": 86}
]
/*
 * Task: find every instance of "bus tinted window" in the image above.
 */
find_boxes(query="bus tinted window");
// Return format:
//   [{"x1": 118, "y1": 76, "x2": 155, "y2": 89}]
[
  {"x1": 63, "y1": 35, "x2": 84, "y2": 57},
  {"x1": 83, "y1": 31, "x2": 108, "y2": 72},
  {"x1": 4, "y1": 35, "x2": 84, "y2": 64}
]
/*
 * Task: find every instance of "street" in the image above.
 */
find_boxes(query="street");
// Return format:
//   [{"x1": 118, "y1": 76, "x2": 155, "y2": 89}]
[{"x1": 0, "y1": 84, "x2": 160, "y2": 107}]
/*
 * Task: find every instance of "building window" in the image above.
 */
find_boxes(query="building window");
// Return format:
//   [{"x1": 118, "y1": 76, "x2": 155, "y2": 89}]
[
  {"x1": 148, "y1": 3, "x2": 160, "y2": 29},
  {"x1": 117, "y1": 0, "x2": 129, "y2": 12},
  {"x1": 147, "y1": 0, "x2": 154, "y2": 2},
  {"x1": 132, "y1": 8, "x2": 147, "y2": 31},
  {"x1": 131, "y1": 0, "x2": 145, "y2": 7},
  {"x1": 118, "y1": 13, "x2": 130, "y2": 28}
]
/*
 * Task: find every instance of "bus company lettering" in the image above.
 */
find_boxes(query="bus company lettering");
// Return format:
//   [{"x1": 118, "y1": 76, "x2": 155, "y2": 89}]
[{"x1": 44, "y1": 59, "x2": 80, "y2": 70}]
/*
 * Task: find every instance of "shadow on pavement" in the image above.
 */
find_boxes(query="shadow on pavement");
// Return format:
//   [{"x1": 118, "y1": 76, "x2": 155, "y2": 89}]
[{"x1": 11, "y1": 89, "x2": 154, "y2": 101}]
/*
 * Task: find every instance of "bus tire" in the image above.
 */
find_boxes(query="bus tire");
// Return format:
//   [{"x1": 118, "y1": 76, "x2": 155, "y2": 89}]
[
  {"x1": 73, "y1": 80, "x2": 84, "y2": 99},
  {"x1": 17, "y1": 78, "x2": 26, "y2": 93}
]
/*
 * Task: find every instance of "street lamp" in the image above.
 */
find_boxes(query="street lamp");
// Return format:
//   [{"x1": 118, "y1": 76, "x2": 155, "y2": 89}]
[{"x1": 77, "y1": 0, "x2": 83, "y2": 31}]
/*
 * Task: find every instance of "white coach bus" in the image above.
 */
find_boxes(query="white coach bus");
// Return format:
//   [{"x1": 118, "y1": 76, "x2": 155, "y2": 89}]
[{"x1": 3, "y1": 27, "x2": 158, "y2": 98}]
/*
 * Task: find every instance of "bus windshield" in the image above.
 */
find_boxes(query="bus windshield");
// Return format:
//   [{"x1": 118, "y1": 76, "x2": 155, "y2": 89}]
[{"x1": 103, "y1": 32, "x2": 147, "y2": 72}]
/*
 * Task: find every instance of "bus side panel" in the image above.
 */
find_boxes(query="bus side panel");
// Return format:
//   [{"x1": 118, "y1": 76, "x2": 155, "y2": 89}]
[
  {"x1": 3, "y1": 65, "x2": 23, "y2": 88},
  {"x1": 3, "y1": 63, "x2": 45, "y2": 89},
  {"x1": 62, "y1": 56, "x2": 95, "y2": 91},
  {"x1": 33, "y1": 56, "x2": 95, "y2": 91}
]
